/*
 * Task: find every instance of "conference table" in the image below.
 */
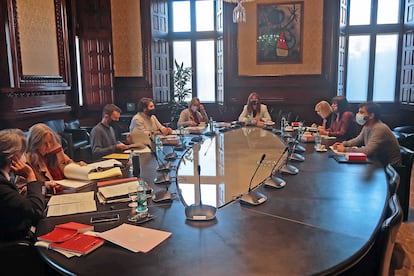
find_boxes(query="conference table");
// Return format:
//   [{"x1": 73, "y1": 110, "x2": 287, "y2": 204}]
[{"x1": 36, "y1": 126, "x2": 389, "y2": 275}]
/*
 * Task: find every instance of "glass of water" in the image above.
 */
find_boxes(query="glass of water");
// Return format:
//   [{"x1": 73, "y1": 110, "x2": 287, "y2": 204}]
[{"x1": 127, "y1": 185, "x2": 138, "y2": 208}]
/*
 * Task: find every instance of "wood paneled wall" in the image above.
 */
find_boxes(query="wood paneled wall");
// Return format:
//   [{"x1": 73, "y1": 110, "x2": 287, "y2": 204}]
[{"x1": 0, "y1": 0, "x2": 412, "y2": 131}]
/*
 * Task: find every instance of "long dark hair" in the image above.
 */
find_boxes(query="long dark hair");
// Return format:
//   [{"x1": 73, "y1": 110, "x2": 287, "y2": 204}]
[
  {"x1": 332, "y1": 96, "x2": 349, "y2": 118},
  {"x1": 246, "y1": 92, "x2": 261, "y2": 114}
]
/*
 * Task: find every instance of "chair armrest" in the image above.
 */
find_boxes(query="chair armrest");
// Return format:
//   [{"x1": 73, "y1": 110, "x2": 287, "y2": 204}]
[{"x1": 64, "y1": 128, "x2": 90, "y2": 142}]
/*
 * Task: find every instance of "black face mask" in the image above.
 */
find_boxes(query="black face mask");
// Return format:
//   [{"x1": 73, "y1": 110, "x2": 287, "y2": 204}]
[
  {"x1": 146, "y1": 109, "x2": 155, "y2": 116},
  {"x1": 250, "y1": 100, "x2": 258, "y2": 106}
]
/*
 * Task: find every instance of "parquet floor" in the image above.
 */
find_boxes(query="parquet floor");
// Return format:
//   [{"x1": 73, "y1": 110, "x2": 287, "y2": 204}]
[{"x1": 394, "y1": 166, "x2": 414, "y2": 276}]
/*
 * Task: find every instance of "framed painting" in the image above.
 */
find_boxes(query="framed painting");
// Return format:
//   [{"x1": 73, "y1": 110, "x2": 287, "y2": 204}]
[{"x1": 256, "y1": 2, "x2": 303, "y2": 64}]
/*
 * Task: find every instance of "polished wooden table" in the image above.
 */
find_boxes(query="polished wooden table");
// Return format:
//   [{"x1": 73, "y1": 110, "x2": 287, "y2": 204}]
[{"x1": 36, "y1": 127, "x2": 389, "y2": 275}]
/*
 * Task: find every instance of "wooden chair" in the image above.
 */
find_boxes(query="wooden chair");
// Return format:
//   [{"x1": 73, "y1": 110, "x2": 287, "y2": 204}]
[
  {"x1": 0, "y1": 239, "x2": 47, "y2": 275},
  {"x1": 65, "y1": 119, "x2": 92, "y2": 162},
  {"x1": 385, "y1": 164, "x2": 400, "y2": 196},
  {"x1": 45, "y1": 119, "x2": 91, "y2": 161},
  {"x1": 339, "y1": 194, "x2": 403, "y2": 276},
  {"x1": 377, "y1": 194, "x2": 404, "y2": 276},
  {"x1": 395, "y1": 146, "x2": 414, "y2": 221}
]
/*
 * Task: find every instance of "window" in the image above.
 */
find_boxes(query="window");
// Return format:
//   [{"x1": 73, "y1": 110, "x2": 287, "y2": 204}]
[
  {"x1": 339, "y1": 0, "x2": 403, "y2": 103},
  {"x1": 170, "y1": 0, "x2": 223, "y2": 103}
]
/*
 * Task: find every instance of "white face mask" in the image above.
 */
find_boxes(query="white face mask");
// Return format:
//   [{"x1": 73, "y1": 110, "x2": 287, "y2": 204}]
[
  {"x1": 191, "y1": 106, "x2": 198, "y2": 112},
  {"x1": 355, "y1": 113, "x2": 367, "y2": 126}
]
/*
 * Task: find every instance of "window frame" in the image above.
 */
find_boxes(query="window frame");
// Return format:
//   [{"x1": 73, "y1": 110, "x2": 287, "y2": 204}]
[
  {"x1": 168, "y1": 0, "x2": 223, "y2": 103},
  {"x1": 340, "y1": 0, "x2": 405, "y2": 103}
]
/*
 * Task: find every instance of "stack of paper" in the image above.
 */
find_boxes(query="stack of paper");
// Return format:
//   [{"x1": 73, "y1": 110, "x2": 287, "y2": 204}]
[
  {"x1": 63, "y1": 159, "x2": 123, "y2": 181},
  {"x1": 97, "y1": 180, "x2": 144, "y2": 204},
  {"x1": 97, "y1": 223, "x2": 171, "y2": 253},
  {"x1": 36, "y1": 222, "x2": 103, "y2": 258},
  {"x1": 47, "y1": 191, "x2": 96, "y2": 217}
]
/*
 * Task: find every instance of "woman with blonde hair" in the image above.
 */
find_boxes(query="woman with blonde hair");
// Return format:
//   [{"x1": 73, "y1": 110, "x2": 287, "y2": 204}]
[
  {"x1": 26, "y1": 123, "x2": 86, "y2": 189},
  {"x1": 0, "y1": 128, "x2": 45, "y2": 241},
  {"x1": 238, "y1": 92, "x2": 272, "y2": 127},
  {"x1": 314, "y1": 100, "x2": 333, "y2": 129},
  {"x1": 177, "y1": 97, "x2": 209, "y2": 128}
]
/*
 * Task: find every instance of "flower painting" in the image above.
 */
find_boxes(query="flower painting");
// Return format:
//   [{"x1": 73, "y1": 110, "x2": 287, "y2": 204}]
[{"x1": 256, "y1": 2, "x2": 303, "y2": 64}]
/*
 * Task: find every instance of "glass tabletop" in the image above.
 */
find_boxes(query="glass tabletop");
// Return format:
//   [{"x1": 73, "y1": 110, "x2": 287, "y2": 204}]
[{"x1": 176, "y1": 127, "x2": 286, "y2": 207}]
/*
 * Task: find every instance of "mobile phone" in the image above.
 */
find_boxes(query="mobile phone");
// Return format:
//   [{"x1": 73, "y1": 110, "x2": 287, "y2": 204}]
[{"x1": 90, "y1": 213, "x2": 120, "y2": 223}]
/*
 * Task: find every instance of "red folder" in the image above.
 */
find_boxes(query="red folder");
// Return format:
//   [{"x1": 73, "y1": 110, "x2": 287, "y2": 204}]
[
  {"x1": 50, "y1": 234, "x2": 104, "y2": 255},
  {"x1": 345, "y1": 152, "x2": 367, "y2": 161},
  {"x1": 97, "y1": 177, "x2": 138, "y2": 187},
  {"x1": 38, "y1": 222, "x2": 94, "y2": 243}
]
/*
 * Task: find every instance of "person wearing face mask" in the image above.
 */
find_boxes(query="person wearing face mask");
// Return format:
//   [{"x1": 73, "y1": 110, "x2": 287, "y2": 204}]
[
  {"x1": 319, "y1": 96, "x2": 359, "y2": 141},
  {"x1": 90, "y1": 104, "x2": 129, "y2": 159},
  {"x1": 129, "y1": 97, "x2": 173, "y2": 136},
  {"x1": 333, "y1": 102, "x2": 401, "y2": 167},
  {"x1": 26, "y1": 123, "x2": 88, "y2": 190},
  {"x1": 238, "y1": 92, "x2": 272, "y2": 127},
  {"x1": 0, "y1": 128, "x2": 46, "y2": 241},
  {"x1": 177, "y1": 97, "x2": 209, "y2": 128}
]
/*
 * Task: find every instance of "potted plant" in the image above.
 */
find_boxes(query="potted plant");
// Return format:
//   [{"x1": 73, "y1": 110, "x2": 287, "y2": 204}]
[{"x1": 169, "y1": 60, "x2": 193, "y2": 127}]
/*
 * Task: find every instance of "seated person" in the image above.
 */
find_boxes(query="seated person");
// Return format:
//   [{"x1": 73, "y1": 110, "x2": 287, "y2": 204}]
[
  {"x1": 0, "y1": 129, "x2": 46, "y2": 241},
  {"x1": 333, "y1": 102, "x2": 401, "y2": 167},
  {"x1": 177, "y1": 97, "x2": 209, "y2": 128},
  {"x1": 313, "y1": 100, "x2": 333, "y2": 130},
  {"x1": 320, "y1": 96, "x2": 359, "y2": 141},
  {"x1": 128, "y1": 128, "x2": 151, "y2": 149},
  {"x1": 238, "y1": 92, "x2": 272, "y2": 127},
  {"x1": 26, "y1": 123, "x2": 87, "y2": 189},
  {"x1": 129, "y1": 97, "x2": 173, "y2": 136},
  {"x1": 90, "y1": 104, "x2": 129, "y2": 159}
]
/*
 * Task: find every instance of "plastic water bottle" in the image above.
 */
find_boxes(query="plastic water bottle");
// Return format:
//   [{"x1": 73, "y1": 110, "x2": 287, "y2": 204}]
[
  {"x1": 281, "y1": 116, "x2": 286, "y2": 132},
  {"x1": 129, "y1": 149, "x2": 134, "y2": 176},
  {"x1": 209, "y1": 117, "x2": 214, "y2": 133},
  {"x1": 136, "y1": 179, "x2": 148, "y2": 213},
  {"x1": 179, "y1": 126, "x2": 185, "y2": 144},
  {"x1": 155, "y1": 135, "x2": 163, "y2": 153},
  {"x1": 314, "y1": 132, "x2": 322, "y2": 149},
  {"x1": 298, "y1": 122, "x2": 304, "y2": 140}
]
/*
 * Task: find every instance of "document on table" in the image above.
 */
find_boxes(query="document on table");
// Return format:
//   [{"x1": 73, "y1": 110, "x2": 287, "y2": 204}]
[
  {"x1": 55, "y1": 179, "x2": 93, "y2": 190},
  {"x1": 63, "y1": 159, "x2": 123, "y2": 181},
  {"x1": 97, "y1": 223, "x2": 172, "y2": 253},
  {"x1": 124, "y1": 147, "x2": 151, "y2": 154},
  {"x1": 47, "y1": 191, "x2": 96, "y2": 217}
]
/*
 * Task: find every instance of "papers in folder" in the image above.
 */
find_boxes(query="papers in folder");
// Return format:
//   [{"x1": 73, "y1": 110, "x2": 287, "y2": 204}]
[{"x1": 63, "y1": 159, "x2": 123, "y2": 181}]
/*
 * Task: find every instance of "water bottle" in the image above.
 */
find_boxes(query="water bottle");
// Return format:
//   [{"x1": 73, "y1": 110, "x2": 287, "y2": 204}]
[
  {"x1": 209, "y1": 117, "x2": 214, "y2": 133},
  {"x1": 132, "y1": 153, "x2": 140, "y2": 177},
  {"x1": 155, "y1": 135, "x2": 163, "y2": 153},
  {"x1": 136, "y1": 179, "x2": 148, "y2": 213},
  {"x1": 129, "y1": 149, "x2": 134, "y2": 176},
  {"x1": 179, "y1": 126, "x2": 185, "y2": 144},
  {"x1": 298, "y1": 122, "x2": 304, "y2": 140},
  {"x1": 281, "y1": 116, "x2": 286, "y2": 132},
  {"x1": 314, "y1": 132, "x2": 322, "y2": 149}
]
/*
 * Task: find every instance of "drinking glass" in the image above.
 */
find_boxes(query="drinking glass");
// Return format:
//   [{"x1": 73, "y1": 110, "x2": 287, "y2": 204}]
[{"x1": 128, "y1": 185, "x2": 138, "y2": 208}]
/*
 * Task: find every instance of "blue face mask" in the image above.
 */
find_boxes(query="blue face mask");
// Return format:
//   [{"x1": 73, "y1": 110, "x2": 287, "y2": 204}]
[{"x1": 355, "y1": 113, "x2": 367, "y2": 126}]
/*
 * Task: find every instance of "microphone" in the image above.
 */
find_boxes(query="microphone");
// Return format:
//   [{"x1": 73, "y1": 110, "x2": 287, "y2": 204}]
[
  {"x1": 148, "y1": 143, "x2": 172, "y2": 202},
  {"x1": 239, "y1": 154, "x2": 268, "y2": 206},
  {"x1": 279, "y1": 146, "x2": 299, "y2": 175},
  {"x1": 147, "y1": 145, "x2": 171, "y2": 173},
  {"x1": 263, "y1": 147, "x2": 288, "y2": 189},
  {"x1": 185, "y1": 165, "x2": 217, "y2": 221},
  {"x1": 286, "y1": 131, "x2": 306, "y2": 160}
]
